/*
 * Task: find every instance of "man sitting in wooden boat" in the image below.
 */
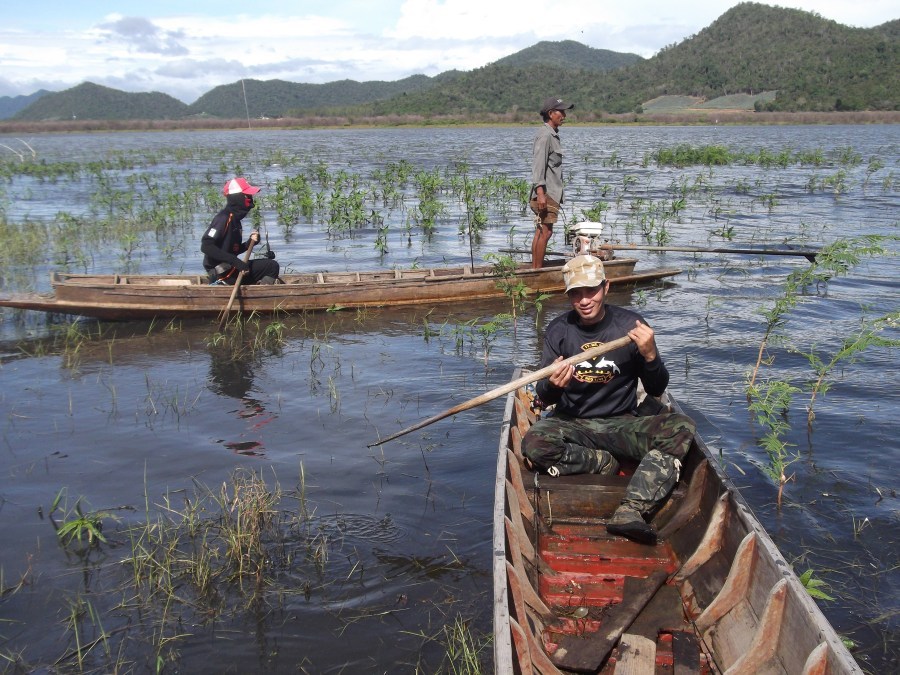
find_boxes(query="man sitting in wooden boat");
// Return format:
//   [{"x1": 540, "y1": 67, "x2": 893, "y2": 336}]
[
  {"x1": 522, "y1": 254, "x2": 696, "y2": 545},
  {"x1": 202, "y1": 177, "x2": 280, "y2": 285}
]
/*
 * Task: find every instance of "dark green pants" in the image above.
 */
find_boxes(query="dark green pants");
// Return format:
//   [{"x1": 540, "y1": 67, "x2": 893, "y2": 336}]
[{"x1": 523, "y1": 411, "x2": 696, "y2": 514}]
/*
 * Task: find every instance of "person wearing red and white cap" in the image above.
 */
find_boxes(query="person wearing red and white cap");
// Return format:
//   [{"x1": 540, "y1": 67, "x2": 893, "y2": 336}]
[{"x1": 201, "y1": 177, "x2": 279, "y2": 285}]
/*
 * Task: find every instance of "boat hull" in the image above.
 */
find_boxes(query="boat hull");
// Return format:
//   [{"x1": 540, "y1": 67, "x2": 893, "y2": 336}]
[
  {"x1": 0, "y1": 259, "x2": 680, "y2": 320},
  {"x1": 493, "y1": 370, "x2": 861, "y2": 674}
]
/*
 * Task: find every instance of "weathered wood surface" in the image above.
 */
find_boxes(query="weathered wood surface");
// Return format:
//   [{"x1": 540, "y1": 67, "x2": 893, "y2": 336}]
[
  {"x1": 614, "y1": 633, "x2": 656, "y2": 674},
  {"x1": 549, "y1": 571, "x2": 667, "y2": 673}
]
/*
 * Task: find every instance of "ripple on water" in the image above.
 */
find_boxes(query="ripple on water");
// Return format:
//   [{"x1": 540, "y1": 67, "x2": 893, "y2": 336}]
[{"x1": 315, "y1": 512, "x2": 408, "y2": 544}]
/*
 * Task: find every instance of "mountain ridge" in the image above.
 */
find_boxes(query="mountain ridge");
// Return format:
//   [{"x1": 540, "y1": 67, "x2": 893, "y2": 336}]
[{"x1": 9, "y1": 2, "x2": 897, "y2": 121}]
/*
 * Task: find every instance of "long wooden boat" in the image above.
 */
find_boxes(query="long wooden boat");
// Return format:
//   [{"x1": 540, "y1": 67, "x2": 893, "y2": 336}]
[
  {"x1": 0, "y1": 258, "x2": 679, "y2": 320},
  {"x1": 494, "y1": 369, "x2": 861, "y2": 674}
]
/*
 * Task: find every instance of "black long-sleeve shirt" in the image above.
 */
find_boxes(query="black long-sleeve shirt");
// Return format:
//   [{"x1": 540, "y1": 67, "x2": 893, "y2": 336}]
[
  {"x1": 201, "y1": 202, "x2": 252, "y2": 272},
  {"x1": 535, "y1": 304, "x2": 669, "y2": 418}
]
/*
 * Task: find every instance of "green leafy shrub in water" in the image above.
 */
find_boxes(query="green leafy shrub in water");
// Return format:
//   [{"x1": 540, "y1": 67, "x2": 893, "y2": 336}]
[{"x1": 50, "y1": 489, "x2": 117, "y2": 550}]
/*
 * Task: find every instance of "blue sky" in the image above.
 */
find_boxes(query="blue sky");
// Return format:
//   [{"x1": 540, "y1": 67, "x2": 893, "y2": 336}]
[{"x1": 2, "y1": 1, "x2": 896, "y2": 103}]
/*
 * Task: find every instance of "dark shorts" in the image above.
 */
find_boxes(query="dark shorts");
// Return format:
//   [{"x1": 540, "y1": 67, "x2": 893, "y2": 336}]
[{"x1": 529, "y1": 196, "x2": 560, "y2": 226}]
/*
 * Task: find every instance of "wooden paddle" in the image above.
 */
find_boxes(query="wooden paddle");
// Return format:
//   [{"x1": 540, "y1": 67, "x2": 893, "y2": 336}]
[
  {"x1": 216, "y1": 240, "x2": 256, "y2": 331},
  {"x1": 367, "y1": 335, "x2": 632, "y2": 447}
]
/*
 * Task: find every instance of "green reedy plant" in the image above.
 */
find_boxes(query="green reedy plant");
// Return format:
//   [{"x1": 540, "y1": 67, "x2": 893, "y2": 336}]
[
  {"x1": 832, "y1": 146, "x2": 863, "y2": 166},
  {"x1": 62, "y1": 596, "x2": 112, "y2": 670},
  {"x1": 710, "y1": 222, "x2": 736, "y2": 240},
  {"x1": 215, "y1": 469, "x2": 281, "y2": 584},
  {"x1": 50, "y1": 489, "x2": 117, "y2": 550},
  {"x1": 326, "y1": 185, "x2": 369, "y2": 233},
  {"x1": 651, "y1": 144, "x2": 733, "y2": 167},
  {"x1": 412, "y1": 195, "x2": 445, "y2": 235},
  {"x1": 581, "y1": 199, "x2": 608, "y2": 222},
  {"x1": 273, "y1": 174, "x2": 316, "y2": 232},
  {"x1": 863, "y1": 156, "x2": 885, "y2": 189},
  {"x1": 748, "y1": 235, "x2": 893, "y2": 387},
  {"x1": 747, "y1": 378, "x2": 800, "y2": 508},
  {"x1": 796, "y1": 311, "x2": 899, "y2": 425},
  {"x1": 795, "y1": 148, "x2": 825, "y2": 166},
  {"x1": 439, "y1": 614, "x2": 489, "y2": 674},
  {"x1": 531, "y1": 292, "x2": 552, "y2": 323},
  {"x1": 472, "y1": 314, "x2": 512, "y2": 366},
  {"x1": 374, "y1": 219, "x2": 390, "y2": 256},
  {"x1": 459, "y1": 169, "x2": 488, "y2": 244},
  {"x1": 412, "y1": 168, "x2": 446, "y2": 235},
  {"x1": 821, "y1": 169, "x2": 849, "y2": 195},
  {"x1": 485, "y1": 253, "x2": 529, "y2": 322}
]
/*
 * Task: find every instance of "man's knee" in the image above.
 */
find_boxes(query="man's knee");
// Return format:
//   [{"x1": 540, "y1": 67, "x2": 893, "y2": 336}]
[{"x1": 650, "y1": 413, "x2": 696, "y2": 459}]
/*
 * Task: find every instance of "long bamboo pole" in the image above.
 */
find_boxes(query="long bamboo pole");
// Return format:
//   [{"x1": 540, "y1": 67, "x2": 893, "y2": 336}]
[
  {"x1": 599, "y1": 243, "x2": 819, "y2": 262},
  {"x1": 499, "y1": 244, "x2": 819, "y2": 262},
  {"x1": 367, "y1": 335, "x2": 632, "y2": 447}
]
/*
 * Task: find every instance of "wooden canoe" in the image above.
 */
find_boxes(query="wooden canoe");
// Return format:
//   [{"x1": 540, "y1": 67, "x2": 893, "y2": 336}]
[
  {"x1": 0, "y1": 258, "x2": 679, "y2": 320},
  {"x1": 493, "y1": 369, "x2": 861, "y2": 674}
]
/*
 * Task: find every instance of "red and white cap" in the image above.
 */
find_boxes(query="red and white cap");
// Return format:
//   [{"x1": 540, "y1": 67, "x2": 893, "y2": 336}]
[{"x1": 223, "y1": 177, "x2": 261, "y2": 196}]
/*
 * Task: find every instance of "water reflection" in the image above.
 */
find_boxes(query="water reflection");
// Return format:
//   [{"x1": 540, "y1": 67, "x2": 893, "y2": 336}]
[{"x1": 207, "y1": 347, "x2": 276, "y2": 456}]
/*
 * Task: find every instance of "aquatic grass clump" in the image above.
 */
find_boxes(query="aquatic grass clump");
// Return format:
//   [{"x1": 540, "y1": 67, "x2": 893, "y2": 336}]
[
  {"x1": 438, "y1": 614, "x2": 490, "y2": 674},
  {"x1": 125, "y1": 467, "x2": 319, "y2": 610},
  {"x1": 649, "y1": 144, "x2": 734, "y2": 167}
]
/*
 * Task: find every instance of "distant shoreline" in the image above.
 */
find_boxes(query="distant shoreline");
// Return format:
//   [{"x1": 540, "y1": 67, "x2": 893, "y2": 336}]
[{"x1": 1, "y1": 110, "x2": 898, "y2": 135}]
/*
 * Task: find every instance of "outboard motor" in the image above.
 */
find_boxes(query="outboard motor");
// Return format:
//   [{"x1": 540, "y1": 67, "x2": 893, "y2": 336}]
[{"x1": 571, "y1": 221, "x2": 612, "y2": 258}]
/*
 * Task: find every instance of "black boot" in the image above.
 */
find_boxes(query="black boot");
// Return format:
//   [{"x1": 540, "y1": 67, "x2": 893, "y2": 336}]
[{"x1": 606, "y1": 501, "x2": 657, "y2": 545}]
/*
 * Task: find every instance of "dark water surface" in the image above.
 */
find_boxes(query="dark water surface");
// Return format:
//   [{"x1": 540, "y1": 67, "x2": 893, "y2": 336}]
[{"x1": 0, "y1": 125, "x2": 897, "y2": 673}]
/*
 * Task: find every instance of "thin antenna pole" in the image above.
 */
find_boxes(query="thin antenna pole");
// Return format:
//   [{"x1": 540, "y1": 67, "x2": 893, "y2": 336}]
[{"x1": 241, "y1": 79, "x2": 251, "y2": 130}]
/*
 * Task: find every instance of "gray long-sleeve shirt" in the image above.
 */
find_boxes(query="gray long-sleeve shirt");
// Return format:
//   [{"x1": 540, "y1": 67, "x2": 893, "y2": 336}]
[{"x1": 530, "y1": 123, "x2": 564, "y2": 203}]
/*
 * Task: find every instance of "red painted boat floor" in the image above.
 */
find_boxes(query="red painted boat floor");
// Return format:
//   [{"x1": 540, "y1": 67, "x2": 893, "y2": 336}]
[{"x1": 537, "y1": 520, "x2": 713, "y2": 672}]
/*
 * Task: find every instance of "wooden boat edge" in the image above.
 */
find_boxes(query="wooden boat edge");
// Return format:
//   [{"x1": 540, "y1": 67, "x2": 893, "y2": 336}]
[{"x1": 0, "y1": 260, "x2": 681, "y2": 319}]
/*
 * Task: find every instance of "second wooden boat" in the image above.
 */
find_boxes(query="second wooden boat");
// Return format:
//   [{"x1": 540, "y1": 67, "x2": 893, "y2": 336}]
[{"x1": 0, "y1": 258, "x2": 679, "y2": 320}]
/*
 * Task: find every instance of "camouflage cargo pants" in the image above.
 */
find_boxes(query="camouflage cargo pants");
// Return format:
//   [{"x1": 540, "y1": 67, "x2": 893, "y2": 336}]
[{"x1": 522, "y1": 412, "x2": 696, "y2": 515}]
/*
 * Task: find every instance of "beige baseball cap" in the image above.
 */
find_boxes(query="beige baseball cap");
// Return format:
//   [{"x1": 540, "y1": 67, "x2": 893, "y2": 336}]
[{"x1": 562, "y1": 255, "x2": 607, "y2": 292}]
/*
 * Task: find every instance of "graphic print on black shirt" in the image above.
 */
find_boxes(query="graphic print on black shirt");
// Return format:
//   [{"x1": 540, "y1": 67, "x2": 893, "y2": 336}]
[{"x1": 573, "y1": 340, "x2": 622, "y2": 384}]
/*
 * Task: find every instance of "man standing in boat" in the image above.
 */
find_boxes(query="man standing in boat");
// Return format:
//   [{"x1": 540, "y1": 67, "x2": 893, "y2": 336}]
[
  {"x1": 522, "y1": 255, "x2": 696, "y2": 545},
  {"x1": 529, "y1": 96, "x2": 573, "y2": 269},
  {"x1": 202, "y1": 177, "x2": 280, "y2": 285}
]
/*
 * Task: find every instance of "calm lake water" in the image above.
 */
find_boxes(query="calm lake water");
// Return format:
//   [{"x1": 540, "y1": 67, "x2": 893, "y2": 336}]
[{"x1": 0, "y1": 124, "x2": 897, "y2": 673}]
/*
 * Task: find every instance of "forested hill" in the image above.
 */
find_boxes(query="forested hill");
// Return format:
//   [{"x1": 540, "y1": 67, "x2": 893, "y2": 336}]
[
  {"x1": 9, "y1": 2, "x2": 898, "y2": 122},
  {"x1": 14, "y1": 83, "x2": 189, "y2": 121},
  {"x1": 359, "y1": 3, "x2": 898, "y2": 116},
  {"x1": 185, "y1": 73, "x2": 463, "y2": 119},
  {"x1": 490, "y1": 40, "x2": 643, "y2": 71},
  {"x1": 623, "y1": 3, "x2": 899, "y2": 111},
  {"x1": 0, "y1": 90, "x2": 51, "y2": 119}
]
